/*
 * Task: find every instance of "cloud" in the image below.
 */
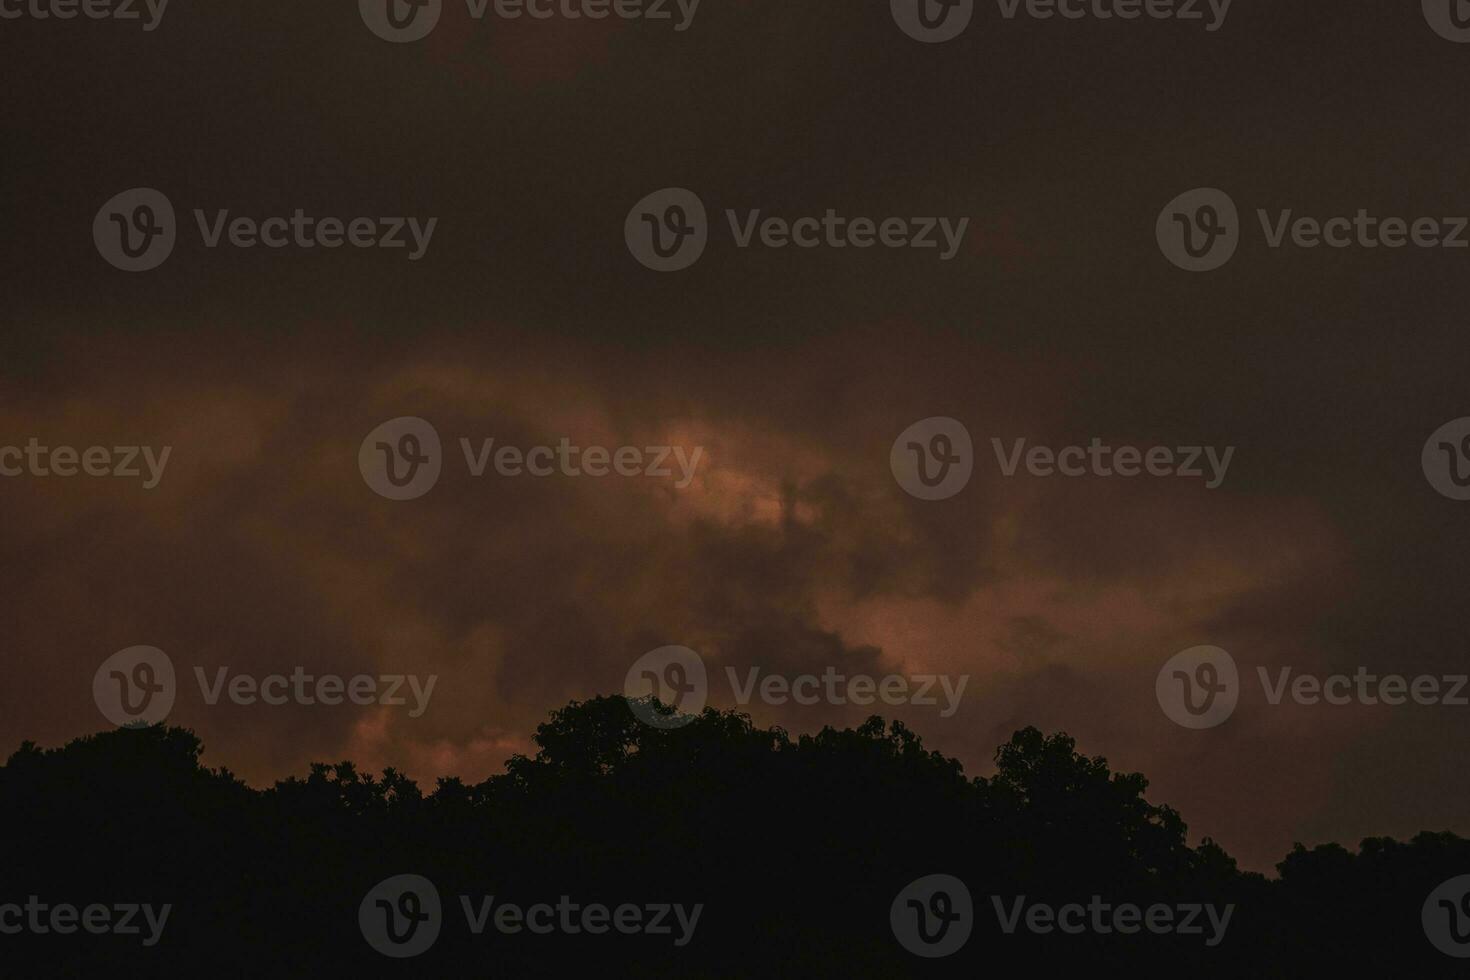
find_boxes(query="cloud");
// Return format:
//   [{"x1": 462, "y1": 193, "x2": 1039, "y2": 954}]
[{"x1": 0, "y1": 327, "x2": 1373, "y2": 871}]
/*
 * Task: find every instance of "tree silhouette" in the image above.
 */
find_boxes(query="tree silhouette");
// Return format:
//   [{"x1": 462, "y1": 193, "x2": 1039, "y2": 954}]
[{"x1": 1, "y1": 698, "x2": 1466, "y2": 976}]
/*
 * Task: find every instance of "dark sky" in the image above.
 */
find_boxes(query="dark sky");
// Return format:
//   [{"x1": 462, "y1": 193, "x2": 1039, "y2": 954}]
[{"x1": 3, "y1": 1, "x2": 1470, "y2": 872}]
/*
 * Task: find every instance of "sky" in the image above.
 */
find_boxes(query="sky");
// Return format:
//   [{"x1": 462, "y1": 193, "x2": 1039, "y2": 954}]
[{"x1": 3, "y1": 1, "x2": 1470, "y2": 872}]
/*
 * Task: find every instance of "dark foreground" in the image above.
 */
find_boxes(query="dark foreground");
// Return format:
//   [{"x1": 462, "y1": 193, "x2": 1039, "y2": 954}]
[{"x1": 2, "y1": 696, "x2": 1466, "y2": 977}]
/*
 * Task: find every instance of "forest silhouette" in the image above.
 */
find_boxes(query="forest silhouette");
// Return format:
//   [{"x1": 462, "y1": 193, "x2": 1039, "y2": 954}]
[{"x1": 3, "y1": 695, "x2": 1467, "y2": 976}]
